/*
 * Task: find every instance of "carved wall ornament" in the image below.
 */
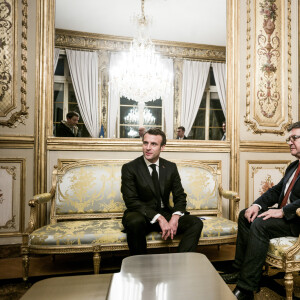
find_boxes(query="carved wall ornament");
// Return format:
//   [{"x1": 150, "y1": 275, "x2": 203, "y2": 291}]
[
  {"x1": 259, "y1": 174, "x2": 274, "y2": 195},
  {"x1": 0, "y1": 0, "x2": 28, "y2": 128},
  {"x1": 0, "y1": 165, "x2": 16, "y2": 179},
  {"x1": 244, "y1": 0, "x2": 292, "y2": 135}
]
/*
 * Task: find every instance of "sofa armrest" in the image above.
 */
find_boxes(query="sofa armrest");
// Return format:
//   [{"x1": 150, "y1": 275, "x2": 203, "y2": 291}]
[
  {"x1": 25, "y1": 190, "x2": 55, "y2": 234},
  {"x1": 219, "y1": 185, "x2": 240, "y2": 222}
]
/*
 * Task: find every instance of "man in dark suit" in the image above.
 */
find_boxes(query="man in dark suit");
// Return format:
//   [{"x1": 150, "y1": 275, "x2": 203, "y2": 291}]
[
  {"x1": 176, "y1": 126, "x2": 187, "y2": 140},
  {"x1": 121, "y1": 128, "x2": 203, "y2": 255},
  {"x1": 56, "y1": 111, "x2": 80, "y2": 137},
  {"x1": 222, "y1": 121, "x2": 300, "y2": 300}
]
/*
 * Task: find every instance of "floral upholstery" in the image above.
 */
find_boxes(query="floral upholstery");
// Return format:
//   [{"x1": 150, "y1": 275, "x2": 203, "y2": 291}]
[
  {"x1": 177, "y1": 165, "x2": 219, "y2": 210},
  {"x1": 55, "y1": 163, "x2": 221, "y2": 215},
  {"x1": 56, "y1": 164, "x2": 126, "y2": 214},
  {"x1": 29, "y1": 217, "x2": 237, "y2": 246},
  {"x1": 268, "y1": 237, "x2": 300, "y2": 260}
]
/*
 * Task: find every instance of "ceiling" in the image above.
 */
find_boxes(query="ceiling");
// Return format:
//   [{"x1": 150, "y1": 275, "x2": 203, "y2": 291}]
[{"x1": 55, "y1": 0, "x2": 227, "y2": 46}]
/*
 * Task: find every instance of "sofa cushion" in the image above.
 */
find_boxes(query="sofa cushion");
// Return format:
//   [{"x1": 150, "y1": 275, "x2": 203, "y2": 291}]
[
  {"x1": 268, "y1": 237, "x2": 300, "y2": 260},
  {"x1": 29, "y1": 217, "x2": 237, "y2": 246}
]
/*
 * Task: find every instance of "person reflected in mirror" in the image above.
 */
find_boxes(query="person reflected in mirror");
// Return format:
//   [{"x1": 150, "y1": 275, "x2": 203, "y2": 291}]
[
  {"x1": 121, "y1": 128, "x2": 203, "y2": 255},
  {"x1": 221, "y1": 122, "x2": 226, "y2": 141},
  {"x1": 176, "y1": 126, "x2": 187, "y2": 140},
  {"x1": 221, "y1": 122, "x2": 300, "y2": 300},
  {"x1": 135, "y1": 126, "x2": 146, "y2": 138},
  {"x1": 56, "y1": 111, "x2": 80, "y2": 137}
]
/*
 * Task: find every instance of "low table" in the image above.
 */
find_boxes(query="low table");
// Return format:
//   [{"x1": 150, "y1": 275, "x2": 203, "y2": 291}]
[
  {"x1": 20, "y1": 273, "x2": 113, "y2": 300},
  {"x1": 107, "y1": 252, "x2": 235, "y2": 300}
]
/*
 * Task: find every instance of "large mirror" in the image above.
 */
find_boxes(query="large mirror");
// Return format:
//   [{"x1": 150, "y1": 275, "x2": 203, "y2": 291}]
[{"x1": 53, "y1": 0, "x2": 227, "y2": 141}]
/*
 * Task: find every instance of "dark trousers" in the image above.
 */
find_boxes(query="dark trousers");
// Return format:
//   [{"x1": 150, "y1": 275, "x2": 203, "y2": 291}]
[
  {"x1": 233, "y1": 208, "x2": 294, "y2": 291},
  {"x1": 122, "y1": 210, "x2": 203, "y2": 255}
]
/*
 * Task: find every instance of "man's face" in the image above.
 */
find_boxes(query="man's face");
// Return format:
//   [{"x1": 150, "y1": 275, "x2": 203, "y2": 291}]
[
  {"x1": 142, "y1": 133, "x2": 165, "y2": 163},
  {"x1": 287, "y1": 128, "x2": 300, "y2": 159},
  {"x1": 222, "y1": 123, "x2": 226, "y2": 133},
  {"x1": 139, "y1": 128, "x2": 145, "y2": 137},
  {"x1": 177, "y1": 129, "x2": 184, "y2": 138},
  {"x1": 67, "y1": 116, "x2": 79, "y2": 127}
]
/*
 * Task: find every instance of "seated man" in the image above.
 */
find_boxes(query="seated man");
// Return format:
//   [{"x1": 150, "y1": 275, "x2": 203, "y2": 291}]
[
  {"x1": 176, "y1": 126, "x2": 187, "y2": 139},
  {"x1": 121, "y1": 128, "x2": 203, "y2": 255},
  {"x1": 221, "y1": 121, "x2": 300, "y2": 300},
  {"x1": 56, "y1": 111, "x2": 80, "y2": 137}
]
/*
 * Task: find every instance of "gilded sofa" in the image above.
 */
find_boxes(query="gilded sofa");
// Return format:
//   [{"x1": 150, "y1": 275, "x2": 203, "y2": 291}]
[{"x1": 21, "y1": 159, "x2": 239, "y2": 281}]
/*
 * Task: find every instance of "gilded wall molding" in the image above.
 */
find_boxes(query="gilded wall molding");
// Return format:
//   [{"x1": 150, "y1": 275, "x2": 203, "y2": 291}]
[
  {"x1": 55, "y1": 29, "x2": 226, "y2": 62},
  {"x1": 0, "y1": 158, "x2": 25, "y2": 235},
  {"x1": 240, "y1": 140, "x2": 290, "y2": 152},
  {"x1": 98, "y1": 50, "x2": 109, "y2": 137},
  {"x1": 244, "y1": 0, "x2": 292, "y2": 135},
  {"x1": 0, "y1": 0, "x2": 29, "y2": 128},
  {"x1": 245, "y1": 160, "x2": 290, "y2": 207},
  {"x1": 173, "y1": 58, "x2": 183, "y2": 138}
]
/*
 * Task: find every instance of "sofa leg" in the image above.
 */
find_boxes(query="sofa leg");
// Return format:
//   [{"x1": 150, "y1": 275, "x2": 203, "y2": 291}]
[
  {"x1": 22, "y1": 252, "x2": 30, "y2": 282},
  {"x1": 93, "y1": 252, "x2": 101, "y2": 274},
  {"x1": 284, "y1": 271, "x2": 294, "y2": 300}
]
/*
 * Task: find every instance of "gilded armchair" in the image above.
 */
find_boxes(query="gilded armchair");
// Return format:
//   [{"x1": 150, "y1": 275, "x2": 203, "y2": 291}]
[{"x1": 265, "y1": 208, "x2": 300, "y2": 300}]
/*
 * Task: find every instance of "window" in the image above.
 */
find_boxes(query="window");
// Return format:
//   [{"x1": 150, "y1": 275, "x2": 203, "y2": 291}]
[
  {"x1": 189, "y1": 68, "x2": 225, "y2": 140},
  {"x1": 53, "y1": 55, "x2": 90, "y2": 137},
  {"x1": 119, "y1": 97, "x2": 163, "y2": 138}
]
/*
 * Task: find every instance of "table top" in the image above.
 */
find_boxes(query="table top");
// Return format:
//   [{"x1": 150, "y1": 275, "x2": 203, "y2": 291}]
[
  {"x1": 107, "y1": 252, "x2": 235, "y2": 300},
  {"x1": 20, "y1": 273, "x2": 113, "y2": 300}
]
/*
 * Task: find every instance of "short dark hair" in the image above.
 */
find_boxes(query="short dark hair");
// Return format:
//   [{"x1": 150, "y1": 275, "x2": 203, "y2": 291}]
[
  {"x1": 143, "y1": 128, "x2": 167, "y2": 146},
  {"x1": 178, "y1": 126, "x2": 185, "y2": 132},
  {"x1": 66, "y1": 111, "x2": 79, "y2": 119},
  {"x1": 287, "y1": 122, "x2": 300, "y2": 132}
]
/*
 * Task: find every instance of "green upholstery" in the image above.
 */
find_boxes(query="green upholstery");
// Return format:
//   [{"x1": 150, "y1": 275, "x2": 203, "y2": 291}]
[
  {"x1": 29, "y1": 217, "x2": 237, "y2": 246},
  {"x1": 268, "y1": 237, "x2": 300, "y2": 260}
]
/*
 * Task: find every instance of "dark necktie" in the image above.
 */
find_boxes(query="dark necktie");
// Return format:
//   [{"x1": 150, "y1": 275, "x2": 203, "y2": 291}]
[
  {"x1": 280, "y1": 163, "x2": 300, "y2": 208},
  {"x1": 150, "y1": 164, "x2": 161, "y2": 210}
]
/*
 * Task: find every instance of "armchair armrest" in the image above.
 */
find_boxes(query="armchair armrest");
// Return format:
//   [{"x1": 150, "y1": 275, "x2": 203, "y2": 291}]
[
  {"x1": 297, "y1": 208, "x2": 300, "y2": 217},
  {"x1": 25, "y1": 189, "x2": 55, "y2": 234},
  {"x1": 219, "y1": 185, "x2": 240, "y2": 222}
]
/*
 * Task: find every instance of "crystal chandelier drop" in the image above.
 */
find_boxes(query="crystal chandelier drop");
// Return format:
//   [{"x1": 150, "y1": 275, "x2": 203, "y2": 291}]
[{"x1": 109, "y1": 0, "x2": 173, "y2": 104}]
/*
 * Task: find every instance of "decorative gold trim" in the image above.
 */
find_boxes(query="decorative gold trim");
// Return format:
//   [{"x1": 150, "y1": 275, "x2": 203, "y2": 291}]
[
  {"x1": 46, "y1": 137, "x2": 231, "y2": 152},
  {"x1": 55, "y1": 29, "x2": 226, "y2": 62},
  {"x1": 245, "y1": 160, "x2": 290, "y2": 207},
  {"x1": 0, "y1": 136, "x2": 34, "y2": 148},
  {"x1": 240, "y1": 141, "x2": 290, "y2": 152},
  {"x1": 244, "y1": 0, "x2": 292, "y2": 135},
  {"x1": 173, "y1": 58, "x2": 183, "y2": 138},
  {"x1": 0, "y1": 158, "x2": 26, "y2": 235},
  {"x1": 0, "y1": 0, "x2": 29, "y2": 128}
]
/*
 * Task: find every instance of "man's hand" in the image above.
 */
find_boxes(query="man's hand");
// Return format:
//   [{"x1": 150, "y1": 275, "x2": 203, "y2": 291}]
[
  {"x1": 258, "y1": 208, "x2": 284, "y2": 220},
  {"x1": 168, "y1": 215, "x2": 180, "y2": 239},
  {"x1": 157, "y1": 216, "x2": 171, "y2": 240},
  {"x1": 244, "y1": 205, "x2": 259, "y2": 223}
]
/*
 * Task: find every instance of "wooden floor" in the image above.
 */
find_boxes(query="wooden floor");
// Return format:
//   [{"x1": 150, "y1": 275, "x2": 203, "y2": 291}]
[{"x1": 0, "y1": 244, "x2": 236, "y2": 280}]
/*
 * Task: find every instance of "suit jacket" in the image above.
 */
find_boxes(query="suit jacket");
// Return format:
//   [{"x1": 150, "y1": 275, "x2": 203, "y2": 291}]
[
  {"x1": 121, "y1": 156, "x2": 187, "y2": 221},
  {"x1": 254, "y1": 160, "x2": 300, "y2": 235},
  {"x1": 56, "y1": 121, "x2": 79, "y2": 137},
  {"x1": 176, "y1": 136, "x2": 187, "y2": 140}
]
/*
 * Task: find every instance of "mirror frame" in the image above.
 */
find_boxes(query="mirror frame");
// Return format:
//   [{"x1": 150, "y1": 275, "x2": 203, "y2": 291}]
[{"x1": 39, "y1": 0, "x2": 236, "y2": 153}]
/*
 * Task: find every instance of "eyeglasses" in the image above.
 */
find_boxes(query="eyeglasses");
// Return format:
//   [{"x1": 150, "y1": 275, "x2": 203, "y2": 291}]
[{"x1": 286, "y1": 135, "x2": 300, "y2": 143}]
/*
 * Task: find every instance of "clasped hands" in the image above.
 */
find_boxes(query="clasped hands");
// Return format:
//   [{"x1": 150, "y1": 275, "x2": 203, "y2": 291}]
[
  {"x1": 244, "y1": 205, "x2": 284, "y2": 223},
  {"x1": 157, "y1": 214, "x2": 180, "y2": 240}
]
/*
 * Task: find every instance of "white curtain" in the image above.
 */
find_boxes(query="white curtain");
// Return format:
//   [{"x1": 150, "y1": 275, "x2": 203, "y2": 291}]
[
  {"x1": 212, "y1": 63, "x2": 226, "y2": 115},
  {"x1": 108, "y1": 52, "x2": 123, "y2": 138},
  {"x1": 161, "y1": 58, "x2": 174, "y2": 139},
  {"x1": 181, "y1": 60, "x2": 210, "y2": 137},
  {"x1": 53, "y1": 48, "x2": 60, "y2": 73},
  {"x1": 66, "y1": 49, "x2": 100, "y2": 138}
]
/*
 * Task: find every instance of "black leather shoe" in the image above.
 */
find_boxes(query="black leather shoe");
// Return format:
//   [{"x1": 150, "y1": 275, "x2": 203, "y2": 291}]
[
  {"x1": 220, "y1": 271, "x2": 239, "y2": 284},
  {"x1": 233, "y1": 287, "x2": 254, "y2": 300}
]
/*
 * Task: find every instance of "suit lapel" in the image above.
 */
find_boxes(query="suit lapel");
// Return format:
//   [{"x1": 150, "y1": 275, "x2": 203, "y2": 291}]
[
  {"x1": 138, "y1": 156, "x2": 157, "y2": 196},
  {"x1": 159, "y1": 159, "x2": 166, "y2": 198}
]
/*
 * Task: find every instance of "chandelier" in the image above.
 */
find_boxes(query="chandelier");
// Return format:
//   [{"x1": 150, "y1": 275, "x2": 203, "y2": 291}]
[
  {"x1": 124, "y1": 107, "x2": 156, "y2": 124},
  {"x1": 109, "y1": 0, "x2": 173, "y2": 104}
]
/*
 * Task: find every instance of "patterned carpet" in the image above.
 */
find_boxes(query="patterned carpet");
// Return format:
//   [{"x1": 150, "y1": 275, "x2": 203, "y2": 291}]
[{"x1": 0, "y1": 265, "x2": 299, "y2": 300}]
